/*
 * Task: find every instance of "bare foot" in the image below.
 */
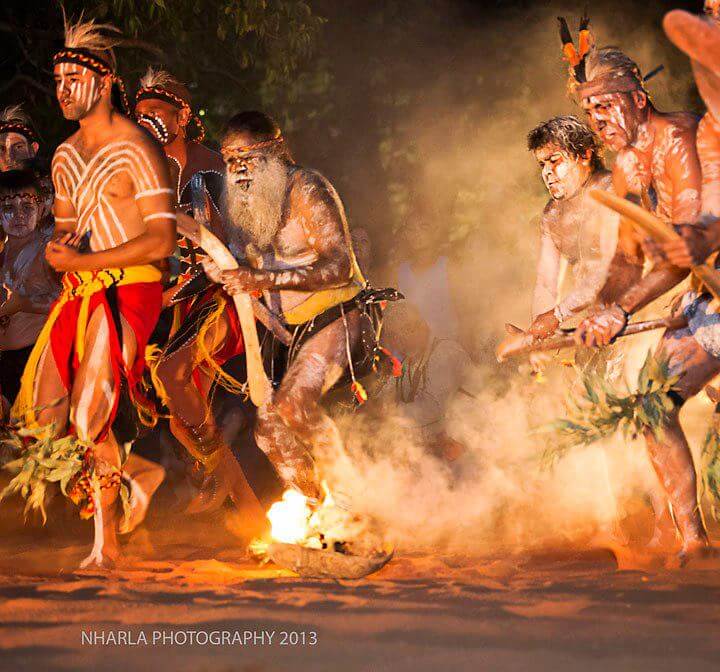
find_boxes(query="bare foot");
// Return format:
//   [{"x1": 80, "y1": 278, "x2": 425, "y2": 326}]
[
  {"x1": 79, "y1": 492, "x2": 120, "y2": 570},
  {"x1": 79, "y1": 529, "x2": 119, "y2": 570}
]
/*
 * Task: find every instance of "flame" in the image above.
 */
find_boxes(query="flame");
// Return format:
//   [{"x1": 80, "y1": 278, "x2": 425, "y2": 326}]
[
  {"x1": 249, "y1": 482, "x2": 383, "y2": 562},
  {"x1": 263, "y1": 482, "x2": 338, "y2": 549},
  {"x1": 266, "y1": 489, "x2": 313, "y2": 544}
]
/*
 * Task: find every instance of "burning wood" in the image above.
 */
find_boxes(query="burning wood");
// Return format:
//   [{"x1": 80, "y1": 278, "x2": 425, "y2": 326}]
[{"x1": 250, "y1": 484, "x2": 393, "y2": 579}]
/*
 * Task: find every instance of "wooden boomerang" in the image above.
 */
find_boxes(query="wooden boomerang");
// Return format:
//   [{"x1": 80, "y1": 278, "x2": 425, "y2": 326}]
[
  {"x1": 496, "y1": 314, "x2": 688, "y2": 362},
  {"x1": 590, "y1": 189, "x2": 720, "y2": 301}
]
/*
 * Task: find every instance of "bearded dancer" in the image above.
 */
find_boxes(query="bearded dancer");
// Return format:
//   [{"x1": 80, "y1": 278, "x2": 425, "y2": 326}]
[
  {"x1": 560, "y1": 27, "x2": 710, "y2": 562},
  {"x1": 205, "y1": 111, "x2": 370, "y2": 500},
  {"x1": 5, "y1": 15, "x2": 176, "y2": 568},
  {"x1": 133, "y1": 69, "x2": 261, "y2": 516}
]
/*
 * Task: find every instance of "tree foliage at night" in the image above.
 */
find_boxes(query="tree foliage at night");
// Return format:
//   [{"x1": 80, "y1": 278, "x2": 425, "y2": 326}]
[{"x1": 1, "y1": 0, "x2": 325, "y2": 144}]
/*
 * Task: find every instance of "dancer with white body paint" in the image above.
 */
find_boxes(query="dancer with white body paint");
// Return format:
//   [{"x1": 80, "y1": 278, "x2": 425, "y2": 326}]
[
  {"x1": 206, "y1": 111, "x2": 370, "y2": 500},
  {"x1": 562, "y1": 25, "x2": 712, "y2": 564},
  {"x1": 6, "y1": 14, "x2": 175, "y2": 568}
]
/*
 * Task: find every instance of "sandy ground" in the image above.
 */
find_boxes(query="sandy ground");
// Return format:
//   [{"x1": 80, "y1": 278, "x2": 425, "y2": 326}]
[{"x1": 1, "y1": 491, "x2": 720, "y2": 672}]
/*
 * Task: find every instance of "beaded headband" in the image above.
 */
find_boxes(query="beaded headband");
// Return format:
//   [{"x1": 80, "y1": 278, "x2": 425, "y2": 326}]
[
  {"x1": 53, "y1": 47, "x2": 130, "y2": 114},
  {"x1": 221, "y1": 135, "x2": 284, "y2": 158},
  {"x1": 0, "y1": 121, "x2": 37, "y2": 143},
  {"x1": 53, "y1": 47, "x2": 113, "y2": 76},
  {"x1": 1, "y1": 191, "x2": 42, "y2": 205}
]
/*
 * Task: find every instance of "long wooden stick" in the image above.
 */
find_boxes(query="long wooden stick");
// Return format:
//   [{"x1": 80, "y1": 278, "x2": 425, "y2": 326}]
[
  {"x1": 190, "y1": 175, "x2": 272, "y2": 407},
  {"x1": 590, "y1": 189, "x2": 720, "y2": 301},
  {"x1": 496, "y1": 314, "x2": 688, "y2": 362}
]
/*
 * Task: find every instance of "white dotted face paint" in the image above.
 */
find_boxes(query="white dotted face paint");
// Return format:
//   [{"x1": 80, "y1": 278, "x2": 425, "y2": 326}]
[
  {"x1": 54, "y1": 63, "x2": 104, "y2": 121},
  {"x1": 134, "y1": 99, "x2": 180, "y2": 145},
  {"x1": 534, "y1": 145, "x2": 588, "y2": 200}
]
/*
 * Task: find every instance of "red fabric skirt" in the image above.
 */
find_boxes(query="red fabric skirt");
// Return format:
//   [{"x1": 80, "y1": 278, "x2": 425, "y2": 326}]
[{"x1": 48, "y1": 278, "x2": 162, "y2": 440}]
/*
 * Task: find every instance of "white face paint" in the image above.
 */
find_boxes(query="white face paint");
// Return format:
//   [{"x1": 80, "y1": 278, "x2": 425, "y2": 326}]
[
  {"x1": 0, "y1": 192, "x2": 41, "y2": 238},
  {"x1": 534, "y1": 144, "x2": 590, "y2": 200},
  {"x1": 53, "y1": 63, "x2": 104, "y2": 121},
  {"x1": 581, "y1": 92, "x2": 643, "y2": 152}
]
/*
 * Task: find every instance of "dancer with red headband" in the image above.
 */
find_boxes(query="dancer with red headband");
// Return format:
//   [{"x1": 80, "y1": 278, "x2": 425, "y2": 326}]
[{"x1": 133, "y1": 69, "x2": 262, "y2": 517}]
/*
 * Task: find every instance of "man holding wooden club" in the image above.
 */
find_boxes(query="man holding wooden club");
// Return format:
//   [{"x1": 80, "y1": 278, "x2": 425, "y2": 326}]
[
  {"x1": 567, "y1": 32, "x2": 717, "y2": 563},
  {"x1": 205, "y1": 112, "x2": 368, "y2": 500}
]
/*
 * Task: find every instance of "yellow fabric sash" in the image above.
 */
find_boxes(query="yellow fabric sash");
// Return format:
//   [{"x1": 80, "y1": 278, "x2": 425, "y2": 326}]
[
  {"x1": 282, "y1": 256, "x2": 366, "y2": 325},
  {"x1": 12, "y1": 265, "x2": 162, "y2": 429}
]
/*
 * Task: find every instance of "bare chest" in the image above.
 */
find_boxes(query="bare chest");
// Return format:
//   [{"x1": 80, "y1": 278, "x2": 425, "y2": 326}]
[{"x1": 265, "y1": 214, "x2": 318, "y2": 269}]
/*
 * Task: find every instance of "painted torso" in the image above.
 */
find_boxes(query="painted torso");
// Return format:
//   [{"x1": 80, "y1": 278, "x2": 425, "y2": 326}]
[
  {"x1": 254, "y1": 166, "x2": 364, "y2": 323},
  {"x1": 52, "y1": 136, "x2": 164, "y2": 252},
  {"x1": 614, "y1": 112, "x2": 701, "y2": 223},
  {"x1": 697, "y1": 112, "x2": 720, "y2": 217},
  {"x1": 534, "y1": 170, "x2": 642, "y2": 319},
  {"x1": 543, "y1": 171, "x2": 619, "y2": 265}
]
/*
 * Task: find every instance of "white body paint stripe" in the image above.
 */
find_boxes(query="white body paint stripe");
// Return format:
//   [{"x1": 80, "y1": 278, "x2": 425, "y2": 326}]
[
  {"x1": 135, "y1": 187, "x2": 173, "y2": 199},
  {"x1": 143, "y1": 212, "x2": 176, "y2": 221}
]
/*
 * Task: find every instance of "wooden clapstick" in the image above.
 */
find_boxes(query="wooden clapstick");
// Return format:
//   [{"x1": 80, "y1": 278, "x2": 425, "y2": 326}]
[
  {"x1": 590, "y1": 189, "x2": 720, "y2": 301},
  {"x1": 198, "y1": 225, "x2": 272, "y2": 407},
  {"x1": 190, "y1": 174, "x2": 272, "y2": 407}
]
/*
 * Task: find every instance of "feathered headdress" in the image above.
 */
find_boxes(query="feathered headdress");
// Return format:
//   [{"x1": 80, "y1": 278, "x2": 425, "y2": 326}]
[
  {"x1": 135, "y1": 67, "x2": 205, "y2": 142},
  {"x1": 0, "y1": 104, "x2": 37, "y2": 143},
  {"x1": 53, "y1": 11, "x2": 129, "y2": 113},
  {"x1": 558, "y1": 15, "x2": 660, "y2": 100},
  {"x1": 558, "y1": 13, "x2": 595, "y2": 89}
]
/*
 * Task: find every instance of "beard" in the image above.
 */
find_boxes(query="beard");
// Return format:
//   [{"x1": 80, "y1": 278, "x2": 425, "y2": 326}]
[{"x1": 222, "y1": 156, "x2": 288, "y2": 254}]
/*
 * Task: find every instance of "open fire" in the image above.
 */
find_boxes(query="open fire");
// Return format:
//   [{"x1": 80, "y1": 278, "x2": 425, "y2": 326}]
[{"x1": 251, "y1": 482, "x2": 386, "y2": 560}]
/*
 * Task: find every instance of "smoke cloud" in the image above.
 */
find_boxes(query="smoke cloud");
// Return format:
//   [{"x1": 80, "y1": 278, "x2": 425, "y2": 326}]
[{"x1": 318, "y1": 0, "x2": 715, "y2": 556}]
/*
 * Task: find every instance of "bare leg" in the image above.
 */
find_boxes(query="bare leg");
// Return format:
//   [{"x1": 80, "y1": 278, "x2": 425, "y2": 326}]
[
  {"x1": 31, "y1": 340, "x2": 69, "y2": 433},
  {"x1": 157, "y1": 309, "x2": 264, "y2": 522},
  {"x1": 121, "y1": 453, "x2": 166, "y2": 534},
  {"x1": 70, "y1": 308, "x2": 135, "y2": 568},
  {"x1": 643, "y1": 327, "x2": 720, "y2": 558},
  {"x1": 256, "y1": 312, "x2": 361, "y2": 498}
]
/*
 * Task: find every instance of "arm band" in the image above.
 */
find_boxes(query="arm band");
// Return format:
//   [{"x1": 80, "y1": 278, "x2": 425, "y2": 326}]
[
  {"x1": 143, "y1": 212, "x2": 177, "y2": 222},
  {"x1": 135, "y1": 187, "x2": 174, "y2": 200}
]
